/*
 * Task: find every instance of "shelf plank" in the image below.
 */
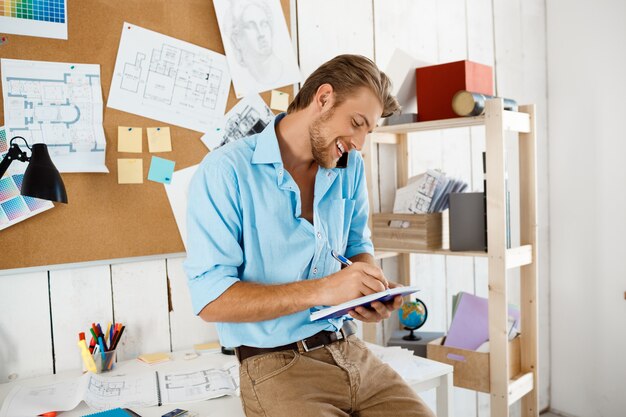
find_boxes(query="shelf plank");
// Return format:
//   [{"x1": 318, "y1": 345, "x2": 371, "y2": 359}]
[
  {"x1": 503, "y1": 110, "x2": 531, "y2": 133},
  {"x1": 505, "y1": 245, "x2": 533, "y2": 269},
  {"x1": 508, "y1": 371, "x2": 534, "y2": 406},
  {"x1": 373, "y1": 110, "x2": 529, "y2": 134},
  {"x1": 374, "y1": 251, "x2": 400, "y2": 260},
  {"x1": 374, "y1": 242, "x2": 534, "y2": 266},
  {"x1": 372, "y1": 244, "x2": 488, "y2": 258}
]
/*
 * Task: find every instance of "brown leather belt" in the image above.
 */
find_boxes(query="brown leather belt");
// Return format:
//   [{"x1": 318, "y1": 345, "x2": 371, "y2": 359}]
[{"x1": 235, "y1": 321, "x2": 357, "y2": 363}]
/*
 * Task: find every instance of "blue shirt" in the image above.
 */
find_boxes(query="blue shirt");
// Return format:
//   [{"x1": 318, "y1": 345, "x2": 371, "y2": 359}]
[{"x1": 184, "y1": 113, "x2": 374, "y2": 348}]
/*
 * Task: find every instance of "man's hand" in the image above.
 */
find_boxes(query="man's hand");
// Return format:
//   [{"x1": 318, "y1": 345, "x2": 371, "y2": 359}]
[
  {"x1": 318, "y1": 262, "x2": 389, "y2": 306},
  {"x1": 348, "y1": 281, "x2": 404, "y2": 323}
]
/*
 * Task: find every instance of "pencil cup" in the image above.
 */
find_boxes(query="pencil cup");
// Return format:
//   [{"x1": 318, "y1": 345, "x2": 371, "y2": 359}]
[{"x1": 93, "y1": 349, "x2": 117, "y2": 373}]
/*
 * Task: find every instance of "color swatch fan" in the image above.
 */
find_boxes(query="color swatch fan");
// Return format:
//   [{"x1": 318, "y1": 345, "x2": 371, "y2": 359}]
[{"x1": 0, "y1": 0, "x2": 67, "y2": 39}]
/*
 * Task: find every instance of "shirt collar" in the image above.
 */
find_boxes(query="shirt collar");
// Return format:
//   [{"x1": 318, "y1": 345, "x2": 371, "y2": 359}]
[{"x1": 251, "y1": 112, "x2": 286, "y2": 165}]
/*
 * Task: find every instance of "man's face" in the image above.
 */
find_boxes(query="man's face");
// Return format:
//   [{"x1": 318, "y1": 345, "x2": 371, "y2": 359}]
[
  {"x1": 238, "y1": 4, "x2": 272, "y2": 57},
  {"x1": 309, "y1": 88, "x2": 383, "y2": 169}
]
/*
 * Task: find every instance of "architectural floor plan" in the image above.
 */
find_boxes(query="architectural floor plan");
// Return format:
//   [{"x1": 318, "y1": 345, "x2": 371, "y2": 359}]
[
  {"x1": 1, "y1": 59, "x2": 108, "y2": 173},
  {"x1": 108, "y1": 23, "x2": 231, "y2": 133}
]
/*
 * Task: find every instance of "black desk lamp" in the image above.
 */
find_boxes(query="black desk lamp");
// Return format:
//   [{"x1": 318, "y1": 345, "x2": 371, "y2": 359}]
[{"x1": 0, "y1": 136, "x2": 68, "y2": 203}]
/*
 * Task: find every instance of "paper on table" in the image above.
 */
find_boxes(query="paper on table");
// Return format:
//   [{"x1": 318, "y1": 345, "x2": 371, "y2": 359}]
[
  {"x1": 108, "y1": 23, "x2": 231, "y2": 133},
  {"x1": 147, "y1": 156, "x2": 175, "y2": 184},
  {"x1": 1, "y1": 59, "x2": 108, "y2": 173},
  {"x1": 201, "y1": 93, "x2": 273, "y2": 151},
  {"x1": 0, "y1": 373, "x2": 90, "y2": 417},
  {"x1": 158, "y1": 368, "x2": 236, "y2": 404},
  {"x1": 163, "y1": 165, "x2": 199, "y2": 249},
  {"x1": 117, "y1": 159, "x2": 143, "y2": 184},
  {"x1": 270, "y1": 90, "x2": 290, "y2": 111},
  {"x1": 118, "y1": 127, "x2": 142, "y2": 153},
  {"x1": 147, "y1": 127, "x2": 172, "y2": 153},
  {"x1": 364, "y1": 342, "x2": 451, "y2": 383}
]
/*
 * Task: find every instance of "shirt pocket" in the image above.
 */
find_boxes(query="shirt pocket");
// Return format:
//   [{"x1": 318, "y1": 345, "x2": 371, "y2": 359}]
[{"x1": 325, "y1": 198, "x2": 356, "y2": 254}]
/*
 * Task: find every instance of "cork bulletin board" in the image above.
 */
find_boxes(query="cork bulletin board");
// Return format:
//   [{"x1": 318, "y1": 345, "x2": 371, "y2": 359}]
[{"x1": 0, "y1": 0, "x2": 293, "y2": 270}]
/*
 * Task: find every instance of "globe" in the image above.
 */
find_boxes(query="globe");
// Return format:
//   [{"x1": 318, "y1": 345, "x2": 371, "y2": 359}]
[{"x1": 398, "y1": 299, "x2": 428, "y2": 341}]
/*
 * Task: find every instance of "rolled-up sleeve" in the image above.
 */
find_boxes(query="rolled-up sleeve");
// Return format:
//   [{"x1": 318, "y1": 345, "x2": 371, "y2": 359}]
[
  {"x1": 344, "y1": 153, "x2": 375, "y2": 258},
  {"x1": 184, "y1": 157, "x2": 243, "y2": 315}
]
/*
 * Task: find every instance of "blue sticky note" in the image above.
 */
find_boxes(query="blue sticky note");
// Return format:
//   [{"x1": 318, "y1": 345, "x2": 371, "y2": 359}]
[{"x1": 148, "y1": 156, "x2": 175, "y2": 184}]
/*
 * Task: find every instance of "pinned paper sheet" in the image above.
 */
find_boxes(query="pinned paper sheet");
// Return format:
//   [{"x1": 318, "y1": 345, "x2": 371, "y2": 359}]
[
  {"x1": 117, "y1": 159, "x2": 143, "y2": 184},
  {"x1": 118, "y1": 127, "x2": 142, "y2": 153},
  {"x1": 164, "y1": 164, "x2": 199, "y2": 249},
  {"x1": 270, "y1": 90, "x2": 290, "y2": 111},
  {"x1": 147, "y1": 127, "x2": 172, "y2": 153},
  {"x1": 148, "y1": 156, "x2": 175, "y2": 184}
]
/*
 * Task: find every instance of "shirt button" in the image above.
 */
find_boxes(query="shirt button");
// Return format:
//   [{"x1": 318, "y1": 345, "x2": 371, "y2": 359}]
[
  {"x1": 313, "y1": 267, "x2": 318, "y2": 274},
  {"x1": 317, "y1": 232, "x2": 322, "y2": 239},
  {"x1": 279, "y1": 169, "x2": 283, "y2": 175}
]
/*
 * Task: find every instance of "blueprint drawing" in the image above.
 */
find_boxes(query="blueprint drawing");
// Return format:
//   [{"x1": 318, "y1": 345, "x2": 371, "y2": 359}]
[
  {"x1": 201, "y1": 93, "x2": 273, "y2": 150},
  {"x1": 108, "y1": 23, "x2": 232, "y2": 133},
  {"x1": 1, "y1": 59, "x2": 108, "y2": 173}
]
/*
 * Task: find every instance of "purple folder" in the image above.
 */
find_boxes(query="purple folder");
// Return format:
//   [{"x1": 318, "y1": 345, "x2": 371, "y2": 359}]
[{"x1": 443, "y1": 292, "x2": 520, "y2": 350}]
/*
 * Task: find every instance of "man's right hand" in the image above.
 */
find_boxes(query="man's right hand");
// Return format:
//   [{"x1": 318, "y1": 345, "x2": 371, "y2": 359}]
[{"x1": 318, "y1": 262, "x2": 389, "y2": 306}]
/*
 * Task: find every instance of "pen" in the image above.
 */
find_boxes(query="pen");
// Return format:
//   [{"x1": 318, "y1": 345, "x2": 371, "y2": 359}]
[
  {"x1": 331, "y1": 250, "x2": 352, "y2": 267},
  {"x1": 98, "y1": 336, "x2": 106, "y2": 362},
  {"x1": 331, "y1": 250, "x2": 389, "y2": 290}
]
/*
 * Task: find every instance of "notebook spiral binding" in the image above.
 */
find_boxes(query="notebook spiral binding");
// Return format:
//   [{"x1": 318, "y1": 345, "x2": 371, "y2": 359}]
[{"x1": 156, "y1": 371, "x2": 162, "y2": 406}]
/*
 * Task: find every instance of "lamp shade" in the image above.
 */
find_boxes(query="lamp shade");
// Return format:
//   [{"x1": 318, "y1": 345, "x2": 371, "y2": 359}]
[{"x1": 21, "y1": 144, "x2": 68, "y2": 203}]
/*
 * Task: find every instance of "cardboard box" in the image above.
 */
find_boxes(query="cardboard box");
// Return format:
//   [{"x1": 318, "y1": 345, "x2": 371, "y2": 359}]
[
  {"x1": 416, "y1": 60, "x2": 493, "y2": 121},
  {"x1": 371, "y1": 213, "x2": 443, "y2": 251},
  {"x1": 427, "y1": 336, "x2": 521, "y2": 393}
]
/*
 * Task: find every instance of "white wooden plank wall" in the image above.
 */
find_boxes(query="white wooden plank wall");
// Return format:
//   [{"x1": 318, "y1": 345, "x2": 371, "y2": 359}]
[
  {"x1": 50, "y1": 265, "x2": 113, "y2": 373},
  {"x1": 0, "y1": 0, "x2": 549, "y2": 415},
  {"x1": 0, "y1": 272, "x2": 52, "y2": 381}
]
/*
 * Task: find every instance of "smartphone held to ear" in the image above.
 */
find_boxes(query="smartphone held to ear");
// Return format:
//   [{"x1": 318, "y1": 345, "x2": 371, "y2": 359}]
[{"x1": 336, "y1": 152, "x2": 348, "y2": 168}]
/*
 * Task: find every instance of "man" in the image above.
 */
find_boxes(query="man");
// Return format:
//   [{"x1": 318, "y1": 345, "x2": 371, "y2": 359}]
[{"x1": 185, "y1": 55, "x2": 434, "y2": 417}]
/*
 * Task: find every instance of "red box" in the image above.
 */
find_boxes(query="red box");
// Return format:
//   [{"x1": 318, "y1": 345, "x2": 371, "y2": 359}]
[{"x1": 416, "y1": 60, "x2": 493, "y2": 122}]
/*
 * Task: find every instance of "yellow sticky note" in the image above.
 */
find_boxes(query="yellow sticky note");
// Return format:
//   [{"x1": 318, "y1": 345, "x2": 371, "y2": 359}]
[
  {"x1": 270, "y1": 90, "x2": 290, "y2": 112},
  {"x1": 117, "y1": 158, "x2": 143, "y2": 184},
  {"x1": 147, "y1": 127, "x2": 172, "y2": 153},
  {"x1": 137, "y1": 352, "x2": 171, "y2": 364},
  {"x1": 118, "y1": 126, "x2": 142, "y2": 153}
]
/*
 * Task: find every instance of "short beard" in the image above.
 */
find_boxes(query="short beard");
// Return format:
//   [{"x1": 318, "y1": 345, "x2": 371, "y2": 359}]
[{"x1": 309, "y1": 108, "x2": 336, "y2": 169}]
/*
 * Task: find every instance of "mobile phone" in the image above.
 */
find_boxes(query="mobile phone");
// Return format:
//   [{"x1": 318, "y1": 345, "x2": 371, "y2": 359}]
[
  {"x1": 161, "y1": 409, "x2": 188, "y2": 417},
  {"x1": 336, "y1": 152, "x2": 348, "y2": 168}
]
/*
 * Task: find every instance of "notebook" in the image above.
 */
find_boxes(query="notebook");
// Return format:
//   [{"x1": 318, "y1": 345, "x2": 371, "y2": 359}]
[{"x1": 310, "y1": 286, "x2": 420, "y2": 321}]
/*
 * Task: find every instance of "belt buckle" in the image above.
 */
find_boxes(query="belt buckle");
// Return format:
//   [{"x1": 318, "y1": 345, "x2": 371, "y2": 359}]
[{"x1": 301, "y1": 338, "x2": 324, "y2": 352}]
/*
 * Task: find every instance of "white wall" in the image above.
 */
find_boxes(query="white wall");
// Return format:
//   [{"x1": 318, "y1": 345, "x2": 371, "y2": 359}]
[
  {"x1": 547, "y1": 1, "x2": 626, "y2": 416},
  {"x1": 0, "y1": 1, "x2": 550, "y2": 415}
]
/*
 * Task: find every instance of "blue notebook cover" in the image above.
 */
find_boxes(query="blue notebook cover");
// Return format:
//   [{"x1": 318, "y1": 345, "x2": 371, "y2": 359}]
[{"x1": 83, "y1": 408, "x2": 132, "y2": 417}]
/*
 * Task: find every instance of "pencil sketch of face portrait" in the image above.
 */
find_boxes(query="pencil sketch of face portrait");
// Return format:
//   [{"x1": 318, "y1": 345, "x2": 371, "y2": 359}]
[
  {"x1": 229, "y1": 0, "x2": 283, "y2": 84},
  {"x1": 215, "y1": 0, "x2": 301, "y2": 97}
]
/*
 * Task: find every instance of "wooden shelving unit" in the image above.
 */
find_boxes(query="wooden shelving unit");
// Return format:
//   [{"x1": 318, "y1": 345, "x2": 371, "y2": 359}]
[{"x1": 362, "y1": 99, "x2": 539, "y2": 417}]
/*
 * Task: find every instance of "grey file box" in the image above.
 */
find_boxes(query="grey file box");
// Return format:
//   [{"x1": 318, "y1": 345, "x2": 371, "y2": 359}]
[{"x1": 449, "y1": 192, "x2": 487, "y2": 252}]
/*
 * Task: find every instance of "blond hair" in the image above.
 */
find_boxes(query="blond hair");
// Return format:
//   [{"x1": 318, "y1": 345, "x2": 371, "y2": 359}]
[{"x1": 288, "y1": 54, "x2": 400, "y2": 117}]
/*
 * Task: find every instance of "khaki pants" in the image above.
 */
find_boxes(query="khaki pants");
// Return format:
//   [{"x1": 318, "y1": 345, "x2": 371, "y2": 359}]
[{"x1": 238, "y1": 334, "x2": 436, "y2": 417}]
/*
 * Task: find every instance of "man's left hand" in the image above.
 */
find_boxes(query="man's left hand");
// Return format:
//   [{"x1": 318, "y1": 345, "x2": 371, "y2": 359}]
[{"x1": 347, "y1": 282, "x2": 404, "y2": 323}]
